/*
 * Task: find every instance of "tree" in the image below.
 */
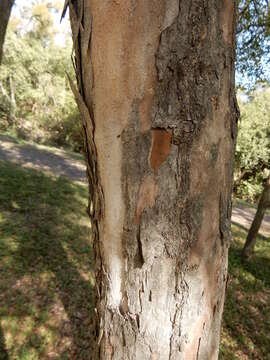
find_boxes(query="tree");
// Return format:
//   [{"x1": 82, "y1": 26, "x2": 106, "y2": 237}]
[
  {"x1": 234, "y1": 86, "x2": 270, "y2": 201},
  {"x1": 237, "y1": 0, "x2": 270, "y2": 87},
  {"x1": 242, "y1": 176, "x2": 270, "y2": 258},
  {"x1": 0, "y1": 2, "x2": 81, "y2": 150},
  {"x1": 22, "y1": 1, "x2": 62, "y2": 45},
  {"x1": 0, "y1": 0, "x2": 14, "y2": 64},
  {"x1": 67, "y1": 1, "x2": 239, "y2": 358}
]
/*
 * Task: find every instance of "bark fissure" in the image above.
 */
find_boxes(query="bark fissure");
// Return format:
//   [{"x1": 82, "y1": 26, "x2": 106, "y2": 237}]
[
  {"x1": 136, "y1": 224, "x2": 144, "y2": 268},
  {"x1": 196, "y1": 337, "x2": 201, "y2": 360}
]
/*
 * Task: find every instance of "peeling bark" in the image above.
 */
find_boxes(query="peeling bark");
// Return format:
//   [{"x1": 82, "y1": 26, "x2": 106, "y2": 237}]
[{"x1": 68, "y1": 0, "x2": 239, "y2": 358}]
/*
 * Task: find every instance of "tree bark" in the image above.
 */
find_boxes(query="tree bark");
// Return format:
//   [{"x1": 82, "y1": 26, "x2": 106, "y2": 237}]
[
  {"x1": 242, "y1": 177, "x2": 270, "y2": 258},
  {"x1": 0, "y1": 0, "x2": 14, "y2": 64},
  {"x1": 68, "y1": 1, "x2": 239, "y2": 359}
]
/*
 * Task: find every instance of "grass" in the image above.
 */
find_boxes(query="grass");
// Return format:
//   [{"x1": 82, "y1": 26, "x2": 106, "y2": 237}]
[
  {"x1": 0, "y1": 157, "x2": 269, "y2": 359},
  {"x1": 0, "y1": 160, "x2": 94, "y2": 359},
  {"x1": 220, "y1": 224, "x2": 270, "y2": 360}
]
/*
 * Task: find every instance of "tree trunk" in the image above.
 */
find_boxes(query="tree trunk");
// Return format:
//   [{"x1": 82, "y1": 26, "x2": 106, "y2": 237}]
[
  {"x1": 0, "y1": 324, "x2": 8, "y2": 360},
  {"x1": 0, "y1": 0, "x2": 14, "y2": 64},
  {"x1": 242, "y1": 177, "x2": 270, "y2": 258},
  {"x1": 9, "y1": 75, "x2": 16, "y2": 121},
  {"x1": 68, "y1": 1, "x2": 239, "y2": 358}
]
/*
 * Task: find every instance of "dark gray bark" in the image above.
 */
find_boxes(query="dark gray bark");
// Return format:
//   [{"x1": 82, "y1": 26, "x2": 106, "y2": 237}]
[
  {"x1": 242, "y1": 177, "x2": 270, "y2": 258},
  {"x1": 0, "y1": 0, "x2": 14, "y2": 64},
  {"x1": 68, "y1": 1, "x2": 239, "y2": 358}
]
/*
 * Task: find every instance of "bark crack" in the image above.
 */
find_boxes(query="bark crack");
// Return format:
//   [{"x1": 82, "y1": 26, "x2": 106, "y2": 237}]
[
  {"x1": 196, "y1": 337, "x2": 201, "y2": 360},
  {"x1": 136, "y1": 224, "x2": 144, "y2": 268}
]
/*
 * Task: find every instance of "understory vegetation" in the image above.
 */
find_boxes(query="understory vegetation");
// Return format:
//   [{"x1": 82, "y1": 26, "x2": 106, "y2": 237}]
[
  {"x1": 235, "y1": 87, "x2": 270, "y2": 202},
  {"x1": 0, "y1": 2, "x2": 82, "y2": 151}
]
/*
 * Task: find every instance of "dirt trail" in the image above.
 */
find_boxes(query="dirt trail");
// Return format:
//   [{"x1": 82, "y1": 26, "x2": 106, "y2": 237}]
[
  {"x1": 0, "y1": 134, "x2": 87, "y2": 184},
  {"x1": 232, "y1": 204, "x2": 270, "y2": 238},
  {"x1": 0, "y1": 134, "x2": 269, "y2": 237}
]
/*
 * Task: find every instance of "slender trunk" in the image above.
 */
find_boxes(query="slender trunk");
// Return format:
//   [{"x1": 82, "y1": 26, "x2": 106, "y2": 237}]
[
  {"x1": 0, "y1": 0, "x2": 14, "y2": 64},
  {"x1": 68, "y1": 1, "x2": 238, "y2": 358},
  {"x1": 9, "y1": 75, "x2": 16, "y2": 122},
  {"x1": 233, "y1": 169, "x2": 250, "y2": 192},
  {"x1": 0, "y1": 77, "x2": 16, "y2": 125},
  {"x1": 242, "y1": 177, "x2": 270, "y2": 258}
]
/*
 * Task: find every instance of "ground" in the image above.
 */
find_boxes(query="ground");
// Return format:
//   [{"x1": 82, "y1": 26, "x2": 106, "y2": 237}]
[
  {"x1": 0, "y1": 134, "x2": 269, "y2": 359},
  {"x1": 0, "y1": 135, "x2": 86, "y2": 184}
]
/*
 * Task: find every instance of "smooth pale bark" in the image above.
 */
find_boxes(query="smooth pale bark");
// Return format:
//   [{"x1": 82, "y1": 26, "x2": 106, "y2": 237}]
[
  {"x1": 0, "y1": 0, "x2": 14, "y2": 64},
  {"x1": 242, "y1": 177, "x2": 270, "y2": 258},
  {"x1": 68, "y1": 1, "x2": 239, "y2": 359}
]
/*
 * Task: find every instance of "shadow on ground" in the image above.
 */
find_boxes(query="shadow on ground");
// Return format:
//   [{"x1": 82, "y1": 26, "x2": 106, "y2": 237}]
[
  {"x1": 0, "y1": 160, "x2": 94, "y2": 359},
  {"x1": 231, "y1": 221, "x2": 268, "y2": 241}
]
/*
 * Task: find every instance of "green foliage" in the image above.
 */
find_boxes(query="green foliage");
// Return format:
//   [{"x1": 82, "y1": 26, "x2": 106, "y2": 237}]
[
  {"x1": 237, "y1": 0, "x2": 270, "y2": 87},
  {"x1": 0, "y1": 2, "x2": 82, "y2": 151},
  {"x1": 235, "y1": 87, "x2": 270, "y2": 201}
]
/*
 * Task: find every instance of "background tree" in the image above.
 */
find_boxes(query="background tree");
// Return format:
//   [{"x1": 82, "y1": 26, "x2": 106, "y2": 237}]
[
  {"x1": 237, "y1": 0, "x2": 270, "y2": 87},
  {"x1": 0, "y1": 1, "x2": 81, "y2": 150},
  {"x1": 242, "y1": 176, "x2": 270, "y2": 257},
  {"x1": 0, "y1": 0, "x2": 14, "y2": 64},
  {"x1": 234, "y1": 86, "x2": 270, "y2": 201},
  {"x1": 67, "y1": 1, "x2": 239, "y2": 358}
]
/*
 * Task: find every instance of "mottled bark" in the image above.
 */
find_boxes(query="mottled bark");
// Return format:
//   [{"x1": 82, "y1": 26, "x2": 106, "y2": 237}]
[
  {"x1": 0, "y1": 0, "x2": 14, "y2": 64},
  {"x1": 68, "y1": 1, "x2": 238, "y2": 359},
  {"x1": 242, "y1": 177, "x2": 270, "y2": 258}
]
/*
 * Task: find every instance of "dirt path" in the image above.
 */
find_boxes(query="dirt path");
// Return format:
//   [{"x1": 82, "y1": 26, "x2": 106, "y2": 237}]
[
  {"x1": 0, "y1": 134, "x2": 269, "y2": 237},
  {"x1": 0, "y1": 134, "x2": 87, "y2": 184},
  {"x1": 232, "y1": 204, "x2": 270, "y2": 238}
]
